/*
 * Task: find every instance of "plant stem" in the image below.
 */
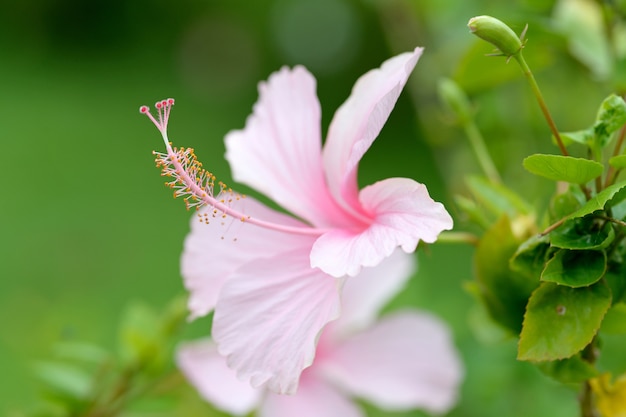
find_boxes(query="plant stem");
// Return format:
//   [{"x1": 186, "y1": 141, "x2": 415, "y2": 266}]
[
  {"x1": 580, "y1": 381, "x2": 597, "y2": 417},
  {"x1": 580, "y1": 339, "x2": 599, "y2": 417},
  {"x1": 464, "y1": 121, "x2": 503, "y2": 184},
  {"x1": 513, "y1": 53, "x2": 569, "y2": 157},
  {"x1": 513, "y1": 52, "x2": 594, "y2": 199}
]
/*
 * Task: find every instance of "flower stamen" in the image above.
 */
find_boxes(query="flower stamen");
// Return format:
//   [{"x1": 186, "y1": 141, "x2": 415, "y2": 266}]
[{"x1": 140, "y1": 98, "x2": 327, "y2": 237}]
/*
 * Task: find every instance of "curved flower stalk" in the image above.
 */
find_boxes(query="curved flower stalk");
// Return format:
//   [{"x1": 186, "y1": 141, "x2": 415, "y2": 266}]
[
  {"x1": 140, "y1": 47, "x2": 453, "y2": 394},
  {"x1": 177, "y1": 252, "x2": 463, "y2": 417}
]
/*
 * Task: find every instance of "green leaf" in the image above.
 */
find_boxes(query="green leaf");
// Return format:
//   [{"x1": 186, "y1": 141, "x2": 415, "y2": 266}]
[
  {"x1": 558, "y1": 129, "x2": 594, "y2": 147},
  {"x1": 541, "y1": 249, "x2": 606, "y2": 288},
  {"x1": 607, "y1": 186, "x2": 626, "y2": 221},
  {"x1": 52, "y1": 341, "x2": 110, "y2": 364},
  {"x1": 518, "y1": 282, "x2": 611, "y2": 361},
  {"x1": 550, "y1": 218, "x2": 615, "y2": 250},
  {"x1": 594, "y1": 94, "x2": 626, "y2": 147},
  {"x1": 34, "y1": 361, "x2": 93, "y2": 400},
  {"x1": 601, "y1": 303, "x2": 626, "y2": 334},
  {"x1": 466, "y1": 176, "x2": 531, "y2": 217},
  {"x1": 523, "y1": 154, "x2": 603, "y2": 184},
  {"x1": 510, "y1": 234, "x2": 551, "y2": 279},
  {"x1": 566, "y1": 180, "x2": 626, "y2": 220},
  {"x1": 609, "y1": 155, "x2": 626, "y2": 169},
  {"x1": 475, "y1": 216, "x2": 539, "y2": 333},
  {"x1": 454, "y1": 195, "x2": 492, "y2": 229},
  {"x1": 537, "y1": 354, "x2": 599, "y2": 384}
]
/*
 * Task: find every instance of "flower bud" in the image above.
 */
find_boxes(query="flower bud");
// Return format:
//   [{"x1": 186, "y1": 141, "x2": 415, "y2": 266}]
[{"x1": 468, "y1": 15, "x2": 523, "y2": 57}]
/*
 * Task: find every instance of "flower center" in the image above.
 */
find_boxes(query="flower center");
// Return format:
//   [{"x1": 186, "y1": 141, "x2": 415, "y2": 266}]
[{"x1": 140, "y1": 98, "x2": 329, "y2": 237}]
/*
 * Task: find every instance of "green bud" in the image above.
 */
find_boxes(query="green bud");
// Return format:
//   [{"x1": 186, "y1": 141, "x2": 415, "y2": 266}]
[
  {"x1": 437, "y1": 78, "x2": 472, "y2": 124},
  {"x1": 468, "y1": 15, "x2": 523, "y2": 57}
]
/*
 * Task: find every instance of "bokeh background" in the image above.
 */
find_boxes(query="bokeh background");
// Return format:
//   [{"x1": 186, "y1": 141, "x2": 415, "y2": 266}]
[{"x1": 1, "y1": 0, "x2": 623, "y2": 415}]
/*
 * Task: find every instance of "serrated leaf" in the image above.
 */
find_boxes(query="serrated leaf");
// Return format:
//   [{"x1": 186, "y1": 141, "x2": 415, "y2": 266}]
[
  {"x1": 475, "y1": 216, "x2": 539, "y2": 333},
  {"x1": 550, "y1": 218, "x2": 615, "y2": 250},
  {"x1": 609, "y1": 155, "x2": 626, "y2": 169},
  {"x1": 466, "y1": 176, "x2": 532, "y2": 217},
  {"x1": 607, "y1": 186, "x2": 626, "y2": 221},
  {"x1": 541, "y1": 249, "x2": 606, "y2": 287},
  {"x1": 34, "y1": 361, "x2": 93, "y2": 400},
  {"x1": 566, "y1": 180, "x2": 626, "y2": 220},
  {"x1": 601, "y1": 303, "x2": 626, "y2": 334},
  {"x1": 518, "y1": 282, "x2": 611, "y2": 361},
  {"x1": 537, "y1": 354, "x2": 598, "y2": 384},
  {"x1": 523, "y1": 154, "x2": 603, "y2": 184},
  {"x1": 510, "y1": 234, "x2": 551, "y2": 279}
]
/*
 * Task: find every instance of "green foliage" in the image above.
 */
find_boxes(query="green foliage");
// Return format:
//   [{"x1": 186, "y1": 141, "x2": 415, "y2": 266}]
[
  {"x1": 466, "y1": 176, "x2": 532, "y2": 218},
  {"x1": 119, "y1": 302, "x2": 163, "y2": 367},
  {"x1": 540, "y1": 249, "x2": 606, "y2": 287},
  {"x1": 474, "y1": 216, "x2": 539, "y2": 333},
  {"x1": 594, "y1": 95, "x2": 626, "y2": 147},
  {"x1": 518, "y1": 282, "x2": 611, "y2": 361},
  {"x1": 510, "y1": 234, "x2": 551, "y2": 280},
  {"x1": 537, "y1": 355, "x2": 599, "y2": 384},
  {"x1": 550, "y1": 218, "x2": 614, "y2": 250},
  {"x1": 455, "y1": 76, "x2": 626, "y2": 390},
  {"x1": 609, "y1": 155, "x2": 626, "y2": 169},
  {"x1": 522, "y1": 154, "x2": 603, "y2": 184},
  {"x1": 26, "y1": 297, "x2": 188, "y2": 417},
  {"x1": 554, "y1": 95, "x2": 626, "y2": 152},
  {"x1": 33, "y1": 361, "x2": 93, "y2": 402},
  {"x1": 566, "y1": 181, "x2": 626, "y2": 220},
  {"x1": 452, "y1": 29, "x2": 626, "y2": 413}
]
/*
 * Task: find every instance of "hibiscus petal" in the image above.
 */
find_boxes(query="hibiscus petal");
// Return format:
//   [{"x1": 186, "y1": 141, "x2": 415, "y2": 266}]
[
  {"x1": 311, "y1": 177, "x2": 452, "y2": 277},
  {"x1": 323, "y1": 47, "x2": 423, "y2": 212},
  {"x1": 176, "y1": 339, "x2": 261, "y2": 416},
  {"x1": 225, "y1": 66, "x2": 349, "y2": 227},
  {"x1": 318, "y1": 311, "x2": 463, "y2": 414},
  {"x1": 181, "y1": 197, "x2": 310, "y2": 319},
  {"x1": 259, "y1": 369, "x2": 363, "y2": 417},
  {"x1": 328, "y1": 250, "x2": 415, "y2": 338},
  {"x1": 212, "y1": 247, "x2": 342, "y2": 395}
]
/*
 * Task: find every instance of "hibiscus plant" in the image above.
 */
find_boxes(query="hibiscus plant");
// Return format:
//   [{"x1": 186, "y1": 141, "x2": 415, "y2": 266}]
[
  {"x1": 23, "y1": 8, "x2": 626, "y2": 417},
  {"x1": 453, "y1": 15, "x2": 626, "y2": 417}
]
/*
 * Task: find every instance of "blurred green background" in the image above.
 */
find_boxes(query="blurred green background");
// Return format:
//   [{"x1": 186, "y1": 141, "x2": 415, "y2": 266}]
[{"x1": 1, "y1": 0, "x2": 624, "y2": 415}]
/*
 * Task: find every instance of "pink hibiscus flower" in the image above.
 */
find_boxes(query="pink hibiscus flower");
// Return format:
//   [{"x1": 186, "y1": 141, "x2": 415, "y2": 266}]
[
  {"x1": 140, "y1": 46, "x2": 453, "y2": 394},
  {"x1": 177, "y1": 251, "x2": 463, "y2": 417}
]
